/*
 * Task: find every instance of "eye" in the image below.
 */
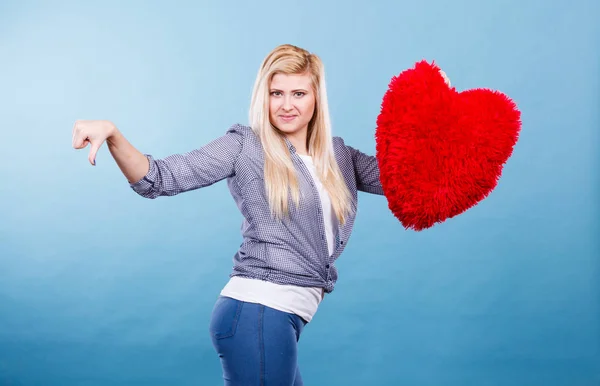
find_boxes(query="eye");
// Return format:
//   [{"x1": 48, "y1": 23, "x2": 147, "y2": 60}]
[
  {"x1": 294, "y1": 92, "x2": 306, "y2": 97},
  {"x1": 270, "y1": 91, "x2": 282, "y2": 97}
]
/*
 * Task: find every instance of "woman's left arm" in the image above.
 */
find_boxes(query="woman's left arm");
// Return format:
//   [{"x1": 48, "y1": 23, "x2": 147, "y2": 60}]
[{"x1": 347, "y1": 145, "x2": 385, "y2": 195}]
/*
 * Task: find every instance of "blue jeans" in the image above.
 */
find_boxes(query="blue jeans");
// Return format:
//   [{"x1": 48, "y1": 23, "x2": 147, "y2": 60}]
[{"x1": 209, "y1": 296, "x2": 307, "y2": 385}]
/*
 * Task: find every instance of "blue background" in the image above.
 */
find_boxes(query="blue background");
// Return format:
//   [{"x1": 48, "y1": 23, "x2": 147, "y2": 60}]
[{"x1": 1, "y1": 0, "x2": 598, "y2": 385}]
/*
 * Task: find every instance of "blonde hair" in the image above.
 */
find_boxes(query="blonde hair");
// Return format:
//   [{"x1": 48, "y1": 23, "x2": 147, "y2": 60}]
[{"x1": 249, "y1": 44, "x2": 354, "y2": 225}]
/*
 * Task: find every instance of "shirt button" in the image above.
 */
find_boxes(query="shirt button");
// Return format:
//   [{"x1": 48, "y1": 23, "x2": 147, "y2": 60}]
[{"x1": 326, "y1": 264, "x2": 330, "y2": 268}]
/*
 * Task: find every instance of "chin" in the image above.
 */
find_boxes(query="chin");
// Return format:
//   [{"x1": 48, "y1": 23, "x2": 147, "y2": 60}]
[
  {"x1": 278, "y1": 125, "x2": 298, "y2": 132},
  {"x1": 273, "y1": 122, "x2": 301, "y2": 133}
]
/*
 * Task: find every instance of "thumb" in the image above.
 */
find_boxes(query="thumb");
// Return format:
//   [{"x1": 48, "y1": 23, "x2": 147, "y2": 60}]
[{"x1": 88, "y1": 140, "x2": 102, "y2": 166}]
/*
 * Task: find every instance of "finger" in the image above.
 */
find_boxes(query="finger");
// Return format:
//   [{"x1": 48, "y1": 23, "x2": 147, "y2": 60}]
[
  {"x1": 72, "y1": 121, "x2": 88, "y2": 149},
  {"x1": 440, "y1": 70, "x2": 451, "y2": 87},
  {"x1": 72, "y1": 131, "x2": 89, "y2": 149},
  {"x1": 72, "y1": 121, "x2": 78, "y2": 148},
  {"x1": 88, "y1": 140, "x2": 101, "y2": 166}
]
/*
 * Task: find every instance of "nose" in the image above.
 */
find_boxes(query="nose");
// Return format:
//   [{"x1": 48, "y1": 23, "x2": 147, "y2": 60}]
[{"x1": 282, "y1": 95, "x2": 293, "y2": 111}]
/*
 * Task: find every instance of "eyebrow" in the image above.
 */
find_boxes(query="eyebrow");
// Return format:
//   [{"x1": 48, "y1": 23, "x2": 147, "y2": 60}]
[{"x1": 270, "y1": 88, "x2": 309, "y2": 92}]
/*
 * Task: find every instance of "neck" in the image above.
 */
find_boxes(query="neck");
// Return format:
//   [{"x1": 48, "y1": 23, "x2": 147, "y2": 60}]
[{"x1": 285, "y1": 130, "x2": 309, "y2": 155}]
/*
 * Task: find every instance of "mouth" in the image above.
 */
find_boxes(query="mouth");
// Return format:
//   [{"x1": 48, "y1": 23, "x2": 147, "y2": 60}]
[{"x1": 280, "y1": 115, "x2": 297, "y2": 122}]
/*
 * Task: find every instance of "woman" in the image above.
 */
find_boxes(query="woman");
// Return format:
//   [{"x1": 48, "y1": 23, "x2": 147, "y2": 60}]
[{"x1": 72, "y1": 44, "x2": 442, "y2": 385}]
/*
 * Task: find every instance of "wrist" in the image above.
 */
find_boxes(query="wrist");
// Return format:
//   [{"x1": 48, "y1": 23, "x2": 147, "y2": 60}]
[{"x1": 106, "y1": 123, "x2": 121, "y2": 146}]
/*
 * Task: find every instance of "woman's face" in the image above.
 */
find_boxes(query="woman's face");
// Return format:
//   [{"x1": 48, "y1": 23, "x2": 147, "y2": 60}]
[{"x1": 269, "y1": 73, "x2": 316, "y2": 143}]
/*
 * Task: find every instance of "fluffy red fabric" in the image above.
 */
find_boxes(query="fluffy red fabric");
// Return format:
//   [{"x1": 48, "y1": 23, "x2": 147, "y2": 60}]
[{"x1": 375, "y1": 60, "x2": 521, "y2": 231}]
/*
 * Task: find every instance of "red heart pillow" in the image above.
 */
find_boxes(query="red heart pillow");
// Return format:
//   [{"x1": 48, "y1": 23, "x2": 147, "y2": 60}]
[{"x1": 375, "y1": 60, "x2": 521, "y2": 231}]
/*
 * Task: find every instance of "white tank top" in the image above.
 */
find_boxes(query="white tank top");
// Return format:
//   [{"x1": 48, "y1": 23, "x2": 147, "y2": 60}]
[{"x1": 220, "y1": 154, "x2": 334, "y2": 322}]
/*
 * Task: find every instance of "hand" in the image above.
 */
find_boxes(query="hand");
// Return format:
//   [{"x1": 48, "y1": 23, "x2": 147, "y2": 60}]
[
  {"x1": 439, "y1": 70, "x2": 451, "y2": 87},
  {"x1": 72, "y1": 120, "x2": 117, "y2": 166}
]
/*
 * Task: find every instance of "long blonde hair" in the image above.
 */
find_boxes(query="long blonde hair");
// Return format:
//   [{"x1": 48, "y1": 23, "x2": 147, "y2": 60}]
[{"x1": 249, "y1": 44, "x2": 354, "y2": 225}]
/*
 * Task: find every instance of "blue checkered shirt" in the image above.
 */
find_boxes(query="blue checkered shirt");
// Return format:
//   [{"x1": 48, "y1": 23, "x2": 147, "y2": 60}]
[{"x1": 130, "y1": 124, "x2": 384, "y2": 293}]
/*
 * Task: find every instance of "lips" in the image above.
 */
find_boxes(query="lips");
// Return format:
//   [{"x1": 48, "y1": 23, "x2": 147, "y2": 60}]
[{"x1": 280, "y1": 115, "x2": 297, "y2": 122}]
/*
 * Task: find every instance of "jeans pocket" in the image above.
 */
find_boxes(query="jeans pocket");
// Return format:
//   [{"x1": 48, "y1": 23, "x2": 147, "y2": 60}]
[{"x1": 209, "y1": 296, "x2": 243, "y2": 340}]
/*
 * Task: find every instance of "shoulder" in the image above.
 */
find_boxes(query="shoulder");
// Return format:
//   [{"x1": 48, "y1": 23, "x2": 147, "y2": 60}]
[
  {"x1": 225, "y1": 123, "x2": 263, "y2": 160},
  {"x1": 332, "y1": 135, "x2": 356, "y2": 168},
  {"x1": 332, "y1": 136, "x2": 353, "y2": 156},
  {"x1": 224, "y1": 123, "x2": 261, "y2": 146},
  {"x1": 226, "y1": 123, "x2": 255, "y2": 137},
  {"x1": 332, "y1": 135, "x2": 349, "y2": 149}
]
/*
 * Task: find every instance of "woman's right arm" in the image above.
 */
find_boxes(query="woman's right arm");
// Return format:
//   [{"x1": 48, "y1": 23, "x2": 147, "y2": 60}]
[
  {"x1": 72, "y1": 120, "x2": 244, "y2": 199},
  {"x1": 72, "y1": 119, "x2": 148, "y2": 183},
  {"x1": 106, "y1": 128, "x2": 151, "y2": 184}
]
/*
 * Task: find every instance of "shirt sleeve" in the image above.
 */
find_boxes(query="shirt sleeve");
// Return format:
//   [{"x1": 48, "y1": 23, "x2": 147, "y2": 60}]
[
  {"x1": 347, "y1": 145, "x2": 385, "y2": 195},
  {"x1": 129, "y1": 125, "x2": 244, "y2": 199}
]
